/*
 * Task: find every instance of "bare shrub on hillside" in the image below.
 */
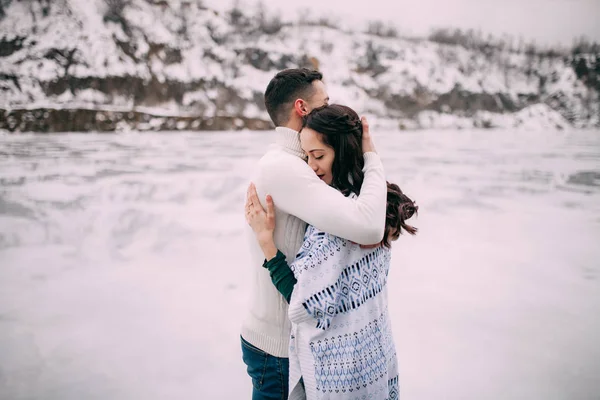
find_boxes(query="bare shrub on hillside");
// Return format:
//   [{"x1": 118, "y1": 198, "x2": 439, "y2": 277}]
[
  {"x1": 255, "y1": 2, "x2": 284, "y2": 35},
  {"x1": 0, "y1": 0, "x2": 11, "y2": 19},
  {"x1": 366, "y1": 20, "x2": 398, "y2": 38},
  {"x1": 103, "y1": 0, "x2": 131, "y2": 32}
]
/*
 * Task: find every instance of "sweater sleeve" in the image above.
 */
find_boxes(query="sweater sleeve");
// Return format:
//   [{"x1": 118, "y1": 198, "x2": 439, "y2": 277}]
[
  {"x1": 262, "y1": 250, "x2": 297, "y2": 303},
  {"x1": 258, "y1": 152, "x2": 386, "y2": 245}
]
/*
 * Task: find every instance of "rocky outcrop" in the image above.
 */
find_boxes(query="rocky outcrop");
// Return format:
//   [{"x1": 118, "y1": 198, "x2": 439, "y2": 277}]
[
  {"x1": 0, "y1": 108, "x2": 272, "y2": 132},
  {"x1": 0, "y1": 0, "x2": 597, "y2": 132}
]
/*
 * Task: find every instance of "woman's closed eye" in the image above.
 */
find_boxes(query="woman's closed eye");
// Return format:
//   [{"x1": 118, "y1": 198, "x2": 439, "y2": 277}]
[{"x1": 314, "y1": 155, "x2": 324, "y2": 160}]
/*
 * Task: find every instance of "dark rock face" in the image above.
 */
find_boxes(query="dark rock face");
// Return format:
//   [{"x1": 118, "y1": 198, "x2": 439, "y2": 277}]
[
  {"x1": 0, "y1": 35, "x2": 25, "y2": 57},
  {"x1": 0, "y1": 109, "x2": 273, "y2": 133},
  {"x1": 379, "y1": 93, "x2": 429, "y2": 118},
  {"x1": 375, "y1": 87, "x2": 533, "y2": 118},
  {"x1": 429, "y1": 87, "x2": 523, "y2": 115}
]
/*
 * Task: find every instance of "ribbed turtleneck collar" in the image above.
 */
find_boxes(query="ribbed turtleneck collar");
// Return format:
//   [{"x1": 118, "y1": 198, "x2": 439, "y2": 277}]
[{"x1": 275, "y1": 126, "x2": 306, "y2": 160}]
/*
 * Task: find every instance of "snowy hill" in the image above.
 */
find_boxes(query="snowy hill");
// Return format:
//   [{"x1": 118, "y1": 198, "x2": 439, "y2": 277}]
[{"x1": 0, "y1": 0, "x2": 598, "y2": 132}]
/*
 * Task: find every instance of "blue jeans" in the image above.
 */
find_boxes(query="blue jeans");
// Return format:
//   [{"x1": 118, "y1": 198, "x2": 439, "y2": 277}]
[{"x1": 241, "y1": 336, "x2": 289, "y2": 400}]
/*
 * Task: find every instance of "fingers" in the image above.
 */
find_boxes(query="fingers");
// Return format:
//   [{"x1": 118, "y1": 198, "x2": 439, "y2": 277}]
[
  {"x1": 248, "y1": 182, "x2": 260, "y2": 205},
  {"x1": 266, "y1": 194, "x2": 275, "y2": 218},
  {"x1": 245, "y1": 184, "x2": 251, "y2": 202},
  {"x1": 244, "y1": 203, "x2": 251, "y2": 224},
  {"x1": 360, "y1": 115, "x2": 376, "y2": 154},
  {"x1": 249, "y1": 184, "x2": 261, "y2": 207},
  {"x1": 245, "y1": 183, "x2": 273, "y2": 225},
  {"x1": 245, "y1": 183, "x2": 253, "y2": 209},
  {"x1": 245, "y1": 183, "x2": 255, "y2": 224},
  {"x1": 246, "y1": 183, "x2": 259, "y2": 204},
  {"x1": 245, "y1": 183, "x2": 260, "y2": 211},
  {"x1": 361, "y1": 116, "x2": 369, "y2": 135}
]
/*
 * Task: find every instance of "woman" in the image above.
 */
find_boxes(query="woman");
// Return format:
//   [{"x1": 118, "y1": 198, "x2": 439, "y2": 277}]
[{"x1": 245, "y1": 104, "x2": 418, "y2": 400}]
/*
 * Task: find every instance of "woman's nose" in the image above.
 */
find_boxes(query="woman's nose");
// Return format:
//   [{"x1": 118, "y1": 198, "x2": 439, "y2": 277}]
[{"x1": 308, "y1": 160, "x2": 319, "y2": 172}]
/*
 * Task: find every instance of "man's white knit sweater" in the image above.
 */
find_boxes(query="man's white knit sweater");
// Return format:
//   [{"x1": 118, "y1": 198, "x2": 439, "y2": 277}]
[{"x1": 241, "y1": 126, "x2": 387, "y2": 358}]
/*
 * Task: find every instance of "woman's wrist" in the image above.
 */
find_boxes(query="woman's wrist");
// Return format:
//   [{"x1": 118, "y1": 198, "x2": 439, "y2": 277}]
[
  {"x1": 258, "y1": 233, "x2": 277, "y2": 260},
  {"x1": 261, "y1": 241, "x2": 278, "y2": 261}
]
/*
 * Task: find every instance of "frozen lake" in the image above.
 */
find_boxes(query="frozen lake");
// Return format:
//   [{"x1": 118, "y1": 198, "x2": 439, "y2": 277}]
[{"x1": 1, "y1": 129, "x2": 599, "y2": 400}]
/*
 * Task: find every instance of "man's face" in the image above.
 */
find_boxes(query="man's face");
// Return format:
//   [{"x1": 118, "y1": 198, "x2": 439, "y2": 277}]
[{"x1": 305, "y1": 80, "x2": 329, "y2": 113}]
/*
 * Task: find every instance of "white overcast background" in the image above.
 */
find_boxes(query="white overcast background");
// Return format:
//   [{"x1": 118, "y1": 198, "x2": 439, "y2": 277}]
[{"x1": 207, "y1": 0, "x2": 600, "y2": 46}]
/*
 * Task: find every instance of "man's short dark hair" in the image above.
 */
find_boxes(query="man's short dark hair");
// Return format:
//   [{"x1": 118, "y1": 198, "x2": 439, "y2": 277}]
[{"x1": 264, "y1": 68, "x2": 323, "y2": 126}]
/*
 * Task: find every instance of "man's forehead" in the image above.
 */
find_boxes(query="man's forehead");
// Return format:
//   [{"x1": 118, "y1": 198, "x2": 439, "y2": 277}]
[
  {"x1": 312, "y1": 80, "x2": 326, "y2": 91},
  {"x1": 310, "y1": 80, "x2": 328, "y2": 99}
]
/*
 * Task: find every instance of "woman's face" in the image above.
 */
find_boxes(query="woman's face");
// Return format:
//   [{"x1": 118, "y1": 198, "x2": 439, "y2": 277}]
[{"x1": 300, "y1": 127, "x2": 335, "y2": 185}]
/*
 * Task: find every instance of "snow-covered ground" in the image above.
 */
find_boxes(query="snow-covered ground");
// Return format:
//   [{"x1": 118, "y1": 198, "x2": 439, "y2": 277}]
[{"x1": 1, "y1": 129, "x2": 599, "y2": 399}]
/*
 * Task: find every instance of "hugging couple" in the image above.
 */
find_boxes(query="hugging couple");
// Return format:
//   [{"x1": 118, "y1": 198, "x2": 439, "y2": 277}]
[{"x1": 241, "y1": 68, "x2": 418, "y2": 400}]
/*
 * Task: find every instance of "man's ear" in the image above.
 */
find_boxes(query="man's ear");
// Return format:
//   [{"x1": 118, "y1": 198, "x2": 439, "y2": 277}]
[{"x1": 293, "y1": 99, "x2": 308, "y2": 117}]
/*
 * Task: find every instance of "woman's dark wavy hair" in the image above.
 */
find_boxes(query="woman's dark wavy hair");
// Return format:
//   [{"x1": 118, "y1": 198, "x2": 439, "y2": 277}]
[
  {"x1": 302, "y1": 104, "x2": 418, "y2": 247},
  {"x1": 383, "y1": 182, "x2": 418, "y2": 247}
]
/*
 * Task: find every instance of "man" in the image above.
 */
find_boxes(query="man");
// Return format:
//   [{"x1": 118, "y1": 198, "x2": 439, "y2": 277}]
[{"x1": 241, "y1": 68, "x2": 387, "y2": 399}]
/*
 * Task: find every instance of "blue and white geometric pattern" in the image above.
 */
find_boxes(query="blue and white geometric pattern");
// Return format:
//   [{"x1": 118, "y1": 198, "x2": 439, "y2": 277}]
[
  {"x1": 309, "y1": 311, "x2": 397, "y2": 395},
  {"x1": 292, "y1": 225, "x2": 345, "y2": 277},
  {"x1": 388, "y1": 375, "x2": 400, "y2": 400},
  {"x1": 301, "y1": 246, "x2": 391, "y2": 329},
  {"x1": 288, "y1": 224, "x2": 400, "y2": 400}
]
